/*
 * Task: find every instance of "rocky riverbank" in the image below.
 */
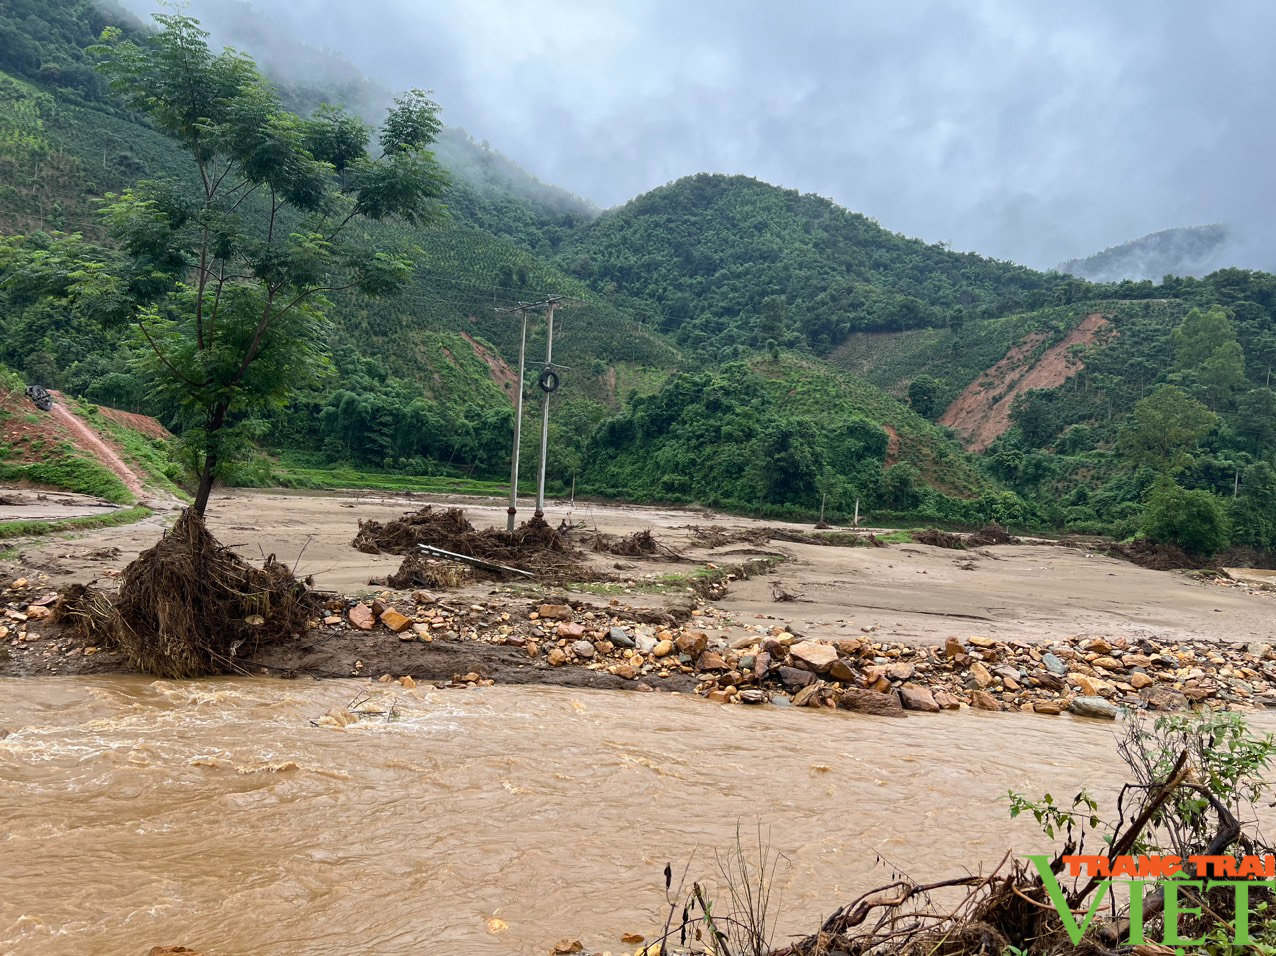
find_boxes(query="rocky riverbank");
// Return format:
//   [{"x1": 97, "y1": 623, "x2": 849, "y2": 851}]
[{"x1": 8, "y1": 564, "x2": 1271, "y2": 722}]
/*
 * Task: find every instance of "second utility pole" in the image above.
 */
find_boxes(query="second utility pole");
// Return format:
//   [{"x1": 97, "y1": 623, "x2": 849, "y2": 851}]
[
  {"x1": 534, "y1": 299, "x2": 558, "y2": 518},
  {"x1": 505, "y1": 305, "x2": 529, "y2": 532}
]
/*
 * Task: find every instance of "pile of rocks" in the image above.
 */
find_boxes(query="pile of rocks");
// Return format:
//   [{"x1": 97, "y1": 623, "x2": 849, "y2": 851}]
[
  {"x1": 0, "y1": 575, "x2": 83, "y2": 673},
  {"x1": 325, "y1": 590, "x2": 1274, "y2": 718},
  {"x1": 694, "y1": 632, "x2": 1276, "y2": 718}
]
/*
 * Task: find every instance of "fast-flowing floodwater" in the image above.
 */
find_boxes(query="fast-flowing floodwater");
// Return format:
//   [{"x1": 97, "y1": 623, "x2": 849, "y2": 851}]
[{"x1": 0, "y1": 678, "x2": 1214, "y2": 955}]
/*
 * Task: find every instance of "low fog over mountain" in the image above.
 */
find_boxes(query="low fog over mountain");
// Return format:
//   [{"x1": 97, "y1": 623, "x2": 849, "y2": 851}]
[{"x1": 119, "y1": 0, "x2": 1276, "y2": 272}]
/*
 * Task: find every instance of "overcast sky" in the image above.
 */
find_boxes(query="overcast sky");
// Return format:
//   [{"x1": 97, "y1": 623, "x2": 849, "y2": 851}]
[{"x1": 119, "y1": 0, "x2": 1276, "y2": 270}]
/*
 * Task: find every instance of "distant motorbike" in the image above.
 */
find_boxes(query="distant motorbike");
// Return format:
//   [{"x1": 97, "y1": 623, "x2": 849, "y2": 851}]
[{"x1": 25, "y1": 385, "x2": 53, "y2": 412}]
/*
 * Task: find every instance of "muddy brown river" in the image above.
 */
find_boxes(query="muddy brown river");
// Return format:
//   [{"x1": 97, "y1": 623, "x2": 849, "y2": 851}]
[{"x1": 2, "y1": 679, "x2": 1264, "y2": 956}]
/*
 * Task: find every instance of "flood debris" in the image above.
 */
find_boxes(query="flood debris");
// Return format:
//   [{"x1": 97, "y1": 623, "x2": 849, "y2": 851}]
[
  {"x1": 53, "y1": 509, "x2": 316, "y2": 678},
  {"x1": 915, "y1": 524, "x2": 1019, "y2": 550},
  {"x1": 354, "y1": 506, "x2": 581, "y2": 577},
  {"x1": 584, "y1": 528, "x2": 682, "y2": 559},
  {"x1": 383, "y1": 554, "x2": 472, "y2": 590}
]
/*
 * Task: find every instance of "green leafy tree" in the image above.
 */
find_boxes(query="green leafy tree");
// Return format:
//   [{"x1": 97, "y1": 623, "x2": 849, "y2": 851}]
[
  {"x1": 1117, "y1": 385, "x2": 1217, "y2": 475},
  {"x1": 86, "y1": 14, "x2": 447, "y2": 513},
  {"x1": 1230, "y1": 462, "x2": 1276, "y2": 551},
  {"x1": 1172, "y1": 306, "x2": 1238, "y2": 369},
  {"x1": 906, "y1": 374, "x2": 943, "y2": 419},
  {"x1": 1142, "y1": 478, "x2": 1230, "y2": 558},
  {"x1": 1172, "y1": 306, "x2": 1246, "y2": 409},
  {"x1": 1235, "y1": 388, "x2": 1276, "y2": 456}
]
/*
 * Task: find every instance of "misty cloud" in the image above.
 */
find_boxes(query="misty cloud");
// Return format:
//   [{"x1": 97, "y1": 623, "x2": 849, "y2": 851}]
[{"x1": 120, "y1": 0, "x2": 1276, "y2": 271}]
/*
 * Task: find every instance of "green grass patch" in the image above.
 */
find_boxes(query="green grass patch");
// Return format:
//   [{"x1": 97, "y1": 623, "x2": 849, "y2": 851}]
[
  {"x1": 0, "y1": 444, "x2": 133, "y2": 503},
  {"x1": 874, "y1": 529, "x2": 914, "y2": 544},
  {"x1": 237, "y1": 451, "x2": 528, "y2": 497},
  {"x1": 0, "y1": 505, "x2": 152, "y2": 540},
  {"x1": 73, "y1": 402, "x2": 187, "y2": 499}
]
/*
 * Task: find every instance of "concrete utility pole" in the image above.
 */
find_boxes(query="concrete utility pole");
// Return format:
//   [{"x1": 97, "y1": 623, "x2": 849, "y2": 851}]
[
  {"x1": 534, "y1": 299, "x2": 559, "y2": 518},
  {"x1": 498, "y1": 303, "x2": 531, "y2": 532},
  {"x1": 496, "y1": 295, "x2": 569, "y2": 527}
]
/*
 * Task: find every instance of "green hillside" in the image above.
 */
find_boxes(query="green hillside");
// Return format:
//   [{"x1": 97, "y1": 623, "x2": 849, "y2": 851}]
[
  {"x1": 555, "y1": 173, "x2": 1091, "y2": 357},
  {"x1": 0, "y1": 0, "x2": 1273, "y2": 559}
]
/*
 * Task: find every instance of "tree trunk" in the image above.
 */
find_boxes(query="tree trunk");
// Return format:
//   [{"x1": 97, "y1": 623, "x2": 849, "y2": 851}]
[
  {"x1": 192, "y1": 403, "x2": 228, "y2": 516},
  {"x1": 192, "y1": 453, "x2": 218, "y2": 515}
]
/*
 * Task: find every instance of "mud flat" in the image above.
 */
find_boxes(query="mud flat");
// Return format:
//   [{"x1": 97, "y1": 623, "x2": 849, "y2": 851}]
[{"x1": 14, "y1": 488, "x2": 1269, "y2": 643}]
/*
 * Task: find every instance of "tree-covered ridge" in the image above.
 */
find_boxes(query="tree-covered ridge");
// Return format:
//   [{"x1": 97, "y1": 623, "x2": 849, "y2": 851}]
[{"x1": 555, "y1": 173, "x2": 1092, "y2": 359}]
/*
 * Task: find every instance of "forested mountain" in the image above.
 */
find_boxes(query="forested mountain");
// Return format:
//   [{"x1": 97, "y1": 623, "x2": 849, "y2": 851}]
[
  {"x1": 0, "y1": 0, "x2": 1273, "y2": 558},
  {"x1": 1057, "y1": 225, "x2": 1232, "y2": 283},
  {"x1": 556, "y1": 174, "x2": 1090, "y2": 359}
]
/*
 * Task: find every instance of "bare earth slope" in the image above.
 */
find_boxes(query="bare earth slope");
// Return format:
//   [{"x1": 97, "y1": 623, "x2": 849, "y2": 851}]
[{"x1": 938, "y1": 312, "x2": 1110, "y2": 451}]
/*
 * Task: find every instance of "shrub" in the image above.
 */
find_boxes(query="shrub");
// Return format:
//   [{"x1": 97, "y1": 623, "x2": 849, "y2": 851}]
[{"x1": 1142, "y1": 478, "x2": 1230, "y2": 558}]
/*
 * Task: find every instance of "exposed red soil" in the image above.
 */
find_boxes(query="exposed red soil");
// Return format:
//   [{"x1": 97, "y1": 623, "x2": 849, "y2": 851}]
[
  {"x1": 882, "y1": 423, "x2": 900, "y2": 467},
  {"x1": 461, "y1": 331, "x2": 519, "y2": 402},
  {"x1": 938, "y1": 313, "x2": 1110, "y2": 452},
  {"x1": 49, "y1": 401, "x2": 144, "y2": 498},
  {"x1": 0, "y1": 389, "x2": 160, "y2": 501},
  {"x1": 98, "y1": 407, "x2": 171, "y2": 442}
]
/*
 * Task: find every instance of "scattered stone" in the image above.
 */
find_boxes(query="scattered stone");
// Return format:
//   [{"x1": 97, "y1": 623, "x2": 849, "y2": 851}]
[
  {"x1": 1069, "y1": 696, "x2": 1119, "y2": 719},
  {"x1": 399, "y1": 676, "x2": 416, "y2": 689},
  {"x1": 838, "y1": 686, "x2": 906, "y2": 718},
  {"x1": 778, "y1": 666, "x2": 817, "y2": 692},
  {"x1": 538, "y1": 604, "x2": 572, "y2": 621},
  {"x1": 792, "y1": 684, "x2": 821, "y2": 707},
  {"x1": 828, "y1": 658, "x2": 857, "y2": 682},
  {"x1": 676, "y1": 632, "x2": 708, "y2": 656},
  {"x1": 379, "y1": 609, "x2": 412, "y2": 633},
  {"x1": 1033, "y1": 700, "x2": 1064, "y2": 715},
  {"x1": 968, "y1": 661, "x2": 993, "y2": 687},
  {"x1": 547, "y1": 648, "x2": 567, "y2": 666},
  {"x1": 1129, "y1": 672, "x2": 1154, "y2": 689},
  {"x1": 1042, "y1": 653, "x2": 1068, "y2": 676},
  {"x1": 571, "y1": 640, "x2": 595, "y2": 659},
  {"x1": 1091, "y1": 656, "x2": 1123, "y2": 672},
  {"x1": 886, "y1": 661, "x2": 915, "y2": 681},
  {"x1": 558, "y1": 622, "x2": 586, "y2": 639},
  {"x1": 652, "y1": 639, "x2": 674, "y2": 658},
  {"x1": 738, "y1": 689, "x2": 766, "y2": 704},
  {"x1": 944, "y1": 636, "x2": 965, "y2": 659},
  {"x1": 348, "y1": 604, "x2": 375, "y2": 630},
  {"x1": 697, "y1": 651, "x2": 728, "y2": 671},
  {"x1": 971, "y1": 690, "x2": 1001, "y2": 711},
  {"x1": 790, "y1": 640, "x2": 839, "y2": 672},
  {"x1": 897, "y1": 684, "x2": 940, "y2": 712},
  {"x1": 608, "y1": 627, "x2": 635, "y2": 648},
  {"x1": 934, "y1": 690, "x2": 962, "y2": 710}
]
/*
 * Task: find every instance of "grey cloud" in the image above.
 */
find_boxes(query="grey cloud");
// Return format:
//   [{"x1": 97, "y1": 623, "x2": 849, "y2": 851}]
[{"x1": 120, "y1": 0, "x2": 1276, "y2": 270}]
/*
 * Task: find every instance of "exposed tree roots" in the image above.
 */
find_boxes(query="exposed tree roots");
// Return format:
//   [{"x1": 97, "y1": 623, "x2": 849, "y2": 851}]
[{"x1": 53, "y1": 509, "x2": 316, "y2": 677}]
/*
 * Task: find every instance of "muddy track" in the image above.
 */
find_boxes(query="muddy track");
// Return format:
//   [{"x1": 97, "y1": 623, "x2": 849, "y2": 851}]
[{"x1": 49, "y1": 400, "x2": 145, "y2": 499}]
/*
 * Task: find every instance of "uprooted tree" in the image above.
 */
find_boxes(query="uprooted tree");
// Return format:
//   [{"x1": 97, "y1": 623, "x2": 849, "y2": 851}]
[{"x1": 76, "y1": 13, "x2": 446, "y2": 514}]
